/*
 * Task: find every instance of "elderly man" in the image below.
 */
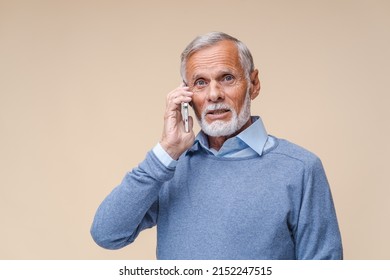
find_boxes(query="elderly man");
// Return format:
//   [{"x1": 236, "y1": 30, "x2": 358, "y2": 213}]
[{"x1": 91, "y1": 32, "x2": 343, "y2": 259}]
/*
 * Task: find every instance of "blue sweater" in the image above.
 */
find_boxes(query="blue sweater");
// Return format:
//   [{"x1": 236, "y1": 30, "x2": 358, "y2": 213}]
[{"x1": 91, "y1": 136, "x2": 343, "y2": 259}]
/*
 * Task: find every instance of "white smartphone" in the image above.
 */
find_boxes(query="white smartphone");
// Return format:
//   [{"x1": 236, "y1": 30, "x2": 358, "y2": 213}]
[{"x1": 182, "y1": 102, "x2": 189, "y2": 133}]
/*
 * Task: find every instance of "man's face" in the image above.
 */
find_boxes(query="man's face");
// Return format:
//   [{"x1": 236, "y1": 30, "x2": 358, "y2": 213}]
[{"x1": 185, "y1": 40, "x2": 258, "y2": 137}]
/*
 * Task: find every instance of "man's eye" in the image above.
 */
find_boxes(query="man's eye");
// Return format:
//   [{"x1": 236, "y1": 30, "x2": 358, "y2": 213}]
[
  {"x1": 222, "y1": 75, "x2": 235, "y2": 83},
  {"x1": 195, "y1": 79, "x2": 207, "y2": 87}
]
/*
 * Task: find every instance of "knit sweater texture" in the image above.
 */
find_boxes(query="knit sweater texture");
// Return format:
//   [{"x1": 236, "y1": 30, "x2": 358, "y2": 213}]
[{"x1": 91, "y1": 136, "x2": 343, "y2": 259}]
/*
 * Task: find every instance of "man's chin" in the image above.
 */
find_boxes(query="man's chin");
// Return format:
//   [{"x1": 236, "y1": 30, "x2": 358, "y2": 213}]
[
  {"x1": 200, "y1": 119, "x2": 238, "y2": 137},
  {"x1": 203, "y1": 118, "x2": 230, "y2": 127}
]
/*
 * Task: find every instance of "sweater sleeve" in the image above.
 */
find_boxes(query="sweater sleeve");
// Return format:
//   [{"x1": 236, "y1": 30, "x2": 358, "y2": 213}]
[
  {"x1": 294, "y1": 157, "x2": 343, "y2": 259},
  {"x1": 90, "y1": 151, "x2": 175, "y2": 249}
]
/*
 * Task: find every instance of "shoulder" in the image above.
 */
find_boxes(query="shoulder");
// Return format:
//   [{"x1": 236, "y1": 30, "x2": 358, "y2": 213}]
[{"x1": 267, "y1": 136, "x2": 323, "y2": 171}]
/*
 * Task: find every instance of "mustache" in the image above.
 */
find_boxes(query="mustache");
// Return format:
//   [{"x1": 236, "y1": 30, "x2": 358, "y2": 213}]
[{"x1": 201, "y1": 103, "x2": 233, "y2": 118}]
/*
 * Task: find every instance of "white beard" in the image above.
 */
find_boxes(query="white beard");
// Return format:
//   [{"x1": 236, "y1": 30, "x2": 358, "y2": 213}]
[{"x1": 198, "y1": 88, "x2": 251, "y2": 137}]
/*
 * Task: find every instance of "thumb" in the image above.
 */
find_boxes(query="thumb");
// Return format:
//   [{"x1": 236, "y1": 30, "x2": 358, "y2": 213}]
[{"x1": 188, "y1": 116, "x2": 195, "y2": 133}]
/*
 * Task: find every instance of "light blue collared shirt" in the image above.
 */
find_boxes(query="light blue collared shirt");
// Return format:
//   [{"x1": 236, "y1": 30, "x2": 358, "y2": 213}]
[{"x1": 153, "y1": 116, "x2": 274, "y2": 168}]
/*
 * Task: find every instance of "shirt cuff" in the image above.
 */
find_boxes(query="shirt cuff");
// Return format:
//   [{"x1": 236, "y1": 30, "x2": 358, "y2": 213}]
[{"x1": 152, "y1": 142, "x2": 178, "y2": 169}]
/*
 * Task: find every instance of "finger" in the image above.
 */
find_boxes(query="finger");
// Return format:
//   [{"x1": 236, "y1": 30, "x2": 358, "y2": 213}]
[
  {"x1": 170, "y1": 85, "x2": 189, "y2": 97},
  {"x1": 165, "y1": 88, "x2": 193, "y2": 119},
  {"x1": 167, "y1": 89, "x2": 192, "y2": 104},
  {"x1": 166, "y1": 95, "x2": 193, "y2": 114},
  {"x1": 175, "y1": 95, "x2": 192, "y2": 105}
]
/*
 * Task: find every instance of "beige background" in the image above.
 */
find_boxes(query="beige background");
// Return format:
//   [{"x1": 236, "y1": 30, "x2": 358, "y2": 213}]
[{"x1": 1, "y1": 0, "x2": 389, "y2": 259}]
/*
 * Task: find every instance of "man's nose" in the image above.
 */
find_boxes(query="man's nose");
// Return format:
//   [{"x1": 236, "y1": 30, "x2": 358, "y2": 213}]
[{"x1": 207, "y1": 81, "x2": 224, "y2": 102}]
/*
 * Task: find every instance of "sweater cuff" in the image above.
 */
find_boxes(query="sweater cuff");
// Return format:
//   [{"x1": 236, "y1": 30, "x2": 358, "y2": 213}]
[{"x1": 152, "y1": 143, "x2": 178, "y2": 169}]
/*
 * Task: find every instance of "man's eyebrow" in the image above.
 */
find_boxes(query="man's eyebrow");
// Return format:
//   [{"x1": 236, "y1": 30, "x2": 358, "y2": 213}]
[
  {"x1": 217, "y1": 69, "x2": 235, "y2": 76},
  {"x1": 190, "y1": 69, "x2": 235, "y2": 82},
  {"x1": 191, "y1": 73, "x2": 204, "y2": 82}
]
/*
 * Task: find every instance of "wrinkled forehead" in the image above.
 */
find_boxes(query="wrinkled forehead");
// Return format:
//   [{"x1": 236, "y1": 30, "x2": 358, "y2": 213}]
[{"x1": 185, "y1": 41, "x2": 243, "y2": 80}]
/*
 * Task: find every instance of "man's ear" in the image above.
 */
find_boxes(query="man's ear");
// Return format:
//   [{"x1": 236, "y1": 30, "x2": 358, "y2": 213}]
[{"x1": 249, "y1": 69, "x2": 261, "y2": 100}]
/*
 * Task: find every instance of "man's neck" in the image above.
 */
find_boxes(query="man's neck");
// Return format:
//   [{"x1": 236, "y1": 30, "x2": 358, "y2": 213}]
[{"x1": 207, "y1": 118, "x2": 253, "y2": 151}]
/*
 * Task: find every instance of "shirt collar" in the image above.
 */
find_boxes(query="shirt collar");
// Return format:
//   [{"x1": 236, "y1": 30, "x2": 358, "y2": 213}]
[{"x1": 187, "y1": 116, "x2": 268, "y2": 156}]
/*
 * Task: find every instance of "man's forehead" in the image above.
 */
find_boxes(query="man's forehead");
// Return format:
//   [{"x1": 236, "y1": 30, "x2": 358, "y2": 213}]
[{"x1": 186, "y1": 40, "x2": 242, "y2": 78}]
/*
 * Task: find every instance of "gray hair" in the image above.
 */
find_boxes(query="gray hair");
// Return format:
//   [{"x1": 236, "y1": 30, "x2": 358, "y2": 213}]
[{"x1": 180, "y1": 31, "x2": 254, "y2": 83}]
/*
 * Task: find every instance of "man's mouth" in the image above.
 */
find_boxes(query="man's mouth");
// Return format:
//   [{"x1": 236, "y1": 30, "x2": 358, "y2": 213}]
[{"x1": 207, "y1": 109, "x2": 231, "y2": 115}]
